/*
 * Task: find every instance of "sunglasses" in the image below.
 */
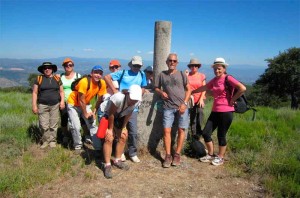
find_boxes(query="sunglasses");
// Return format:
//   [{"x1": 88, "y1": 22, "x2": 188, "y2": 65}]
[
  {"x1": 44, "y1": 67, "x2": 53, "y2": 70},
  {"x1": 132, "y1": 64, "x2": 142, "y2": 68},
  {"x1": 64, "y1": 63, "x2": 74, "y2": 67},
  {"x1": 110, "y1": 65, "x2": 120, "y2": 69},
  {"x1": 168, "y1": 59, "x2": 178, "y2": 63},
  {"x1": 188, "y1": 64, "x2": 200, "y2": 68}
]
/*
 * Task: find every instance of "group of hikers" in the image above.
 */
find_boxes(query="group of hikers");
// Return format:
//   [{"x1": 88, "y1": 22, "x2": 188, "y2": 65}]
[{"x1": 31, "y1": 53, "x2": 246, "y2": 179}]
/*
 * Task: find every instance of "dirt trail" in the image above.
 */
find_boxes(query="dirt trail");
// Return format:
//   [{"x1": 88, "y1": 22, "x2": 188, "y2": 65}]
[{"x1": 28, "y1": 148, "x2": 265, "y2": 198}]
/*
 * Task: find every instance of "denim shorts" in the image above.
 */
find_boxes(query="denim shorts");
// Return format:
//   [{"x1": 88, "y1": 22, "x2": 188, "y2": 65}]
[{"x1": 163, "y1": 108, "x2": 189, "y2": 129}]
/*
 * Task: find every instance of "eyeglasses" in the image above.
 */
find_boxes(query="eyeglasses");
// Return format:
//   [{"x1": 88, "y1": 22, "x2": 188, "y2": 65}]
[
  {"x1": 64, "y1": 64, "x2": 74, "y2": 67},
  {"x1": 168, "y1": 59, "x2": 178, "y2": 63},
  {"x1": 44, "y1": 67, "x2": 52, "y2": 70},
  {"x1": 132, "y1": 64, "x2": 142, "y2": 68},
  {"x1": 110, "y1": 65, "x2": 120, "y2": 70},
  {"x1": 188, "y1": 64, "x2": 200, "y2": 68}
]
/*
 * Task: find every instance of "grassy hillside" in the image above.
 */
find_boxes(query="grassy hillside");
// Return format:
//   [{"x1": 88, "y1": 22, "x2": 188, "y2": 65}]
[{"x1": 0, "y1": 91, "x2": 299, "y2": 197}]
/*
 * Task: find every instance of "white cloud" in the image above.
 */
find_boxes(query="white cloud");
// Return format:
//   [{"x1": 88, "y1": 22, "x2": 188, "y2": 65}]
[
  {"x1": 83, "y1": 48, "x2": 95, "y2": 52},
  {"x1": 147, "y1": 51, "x2": 154, "y2": 54},
  {"x1": 189, "y1": 53, "x2": 195, "y2": 56},
  {"x1": 137, "y1": 50, "x2": 142, "y2": 54}
]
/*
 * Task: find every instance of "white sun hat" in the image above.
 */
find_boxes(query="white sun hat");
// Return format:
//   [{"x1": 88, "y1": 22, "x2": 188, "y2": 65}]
[{"x1": 211, "y1": 57, "x2": 229, "y2": 67}]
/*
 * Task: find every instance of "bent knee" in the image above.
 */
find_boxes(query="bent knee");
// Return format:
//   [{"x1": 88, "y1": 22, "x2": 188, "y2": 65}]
[{"x1": 119, "y1": 131, "x2": 128, "y2": 142}]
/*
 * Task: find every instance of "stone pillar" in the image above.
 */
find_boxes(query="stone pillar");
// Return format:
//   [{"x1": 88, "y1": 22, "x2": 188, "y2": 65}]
[
  {"x1": 153, "y1": 21, "x2": 172, "y2": 82},
  {"x1": 136, "y1": 21, "x2": 173, "y2": 155}
]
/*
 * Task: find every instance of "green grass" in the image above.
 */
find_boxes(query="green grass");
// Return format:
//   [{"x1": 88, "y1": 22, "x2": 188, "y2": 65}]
[
  {"x1": 0, "y1": 91, "x2": 84, "y2": 197},
  {"x1": 0, "y1": 91, "x2": 299, "y2": 197},
  {"x1": 228, "y1": 106, "x2": 300, "y2": 197}
]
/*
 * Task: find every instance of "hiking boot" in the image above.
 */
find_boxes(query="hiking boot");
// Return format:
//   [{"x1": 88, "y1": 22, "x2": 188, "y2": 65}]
[
  {"x1": 130, "y1": 155, "x2": 140, "y2": 163},
  {"x1": 163, "y1": 154, "x2": 172, "y2": 168},
  {"x1": 83, "y1": 139, "x2": 94, "y2": 150},
  {"x1": 113, "y1": 160, "x2": 130, "y2": 171},
  {"x1": 104, "y1": 165, "x2": 112, "y2": 179},
  {"x1": 172, "y1": 153, "x2": 181, "y2": 166},
  {"x1": 199, "y1": 154, "x2": 215, "y2": 163},
  {"x1": 211, "y1": 156, "x2": 224, "y2": 166},
  {"x1": 49, "y1": 142, "x2": 56, "y2": 148},
  {"x1": 40, "y1": 142, "x2": 49, "y2": 149},
  {"x1": 121, "y1": 153, "x2": 126, "y2": 162}
]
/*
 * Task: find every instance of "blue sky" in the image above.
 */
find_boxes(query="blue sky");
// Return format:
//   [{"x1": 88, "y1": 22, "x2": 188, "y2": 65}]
[{"x1": 0, "y1": 0, "x2": 299, "y2": 66}]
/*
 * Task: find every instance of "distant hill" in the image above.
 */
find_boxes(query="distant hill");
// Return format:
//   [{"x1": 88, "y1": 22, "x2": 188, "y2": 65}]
[
  {"x1": 0, "y1": 57, "x2": 266, "y2": 87},
  {"x1": 0, "y1": 77, "x2": 21, "y2": 87}
]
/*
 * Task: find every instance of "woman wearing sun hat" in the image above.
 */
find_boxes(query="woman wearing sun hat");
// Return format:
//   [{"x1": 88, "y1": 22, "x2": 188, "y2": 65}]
[
  {"x1": 32, "y1": 62, "x2": 65, "y2": 149},
  {"x1": 59, "y1": 58, "x2": 91, "y2": 146},
  {"x1": 187, "y1": 58, "x2": 206, "y2": 138},
  {"x1": 192, "y1": 57, "x2": 246, "y2": 166}
]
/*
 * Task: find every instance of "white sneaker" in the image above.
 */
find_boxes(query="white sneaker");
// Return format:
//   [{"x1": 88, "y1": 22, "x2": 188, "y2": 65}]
[
  {"x1": 130, "y1": 155, "x2": 141, "y2": 163},
  {"x1": 199, "y1": 154, "x2": 215, "y2": 163},
  {"x1": 40, "y1": 142, "x2": 49, "y2": 149},
  {"x1": 49, "y1": 142, "x2": 56, "y2": 148},
  {"x1": 121, "y1": 153, "x2": 126, "y2": 162},
  {"x1": 212, "y1": 156, "x2": 224, "y2": 166}
]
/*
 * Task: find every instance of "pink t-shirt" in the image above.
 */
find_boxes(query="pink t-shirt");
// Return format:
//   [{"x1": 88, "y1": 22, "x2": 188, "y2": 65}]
[
  {"x1": 206, "y1": 75, "x2": 239, "y2": 112},
  {"x1": 188, "y1": 73, "x2": 206, "y2": 104}
]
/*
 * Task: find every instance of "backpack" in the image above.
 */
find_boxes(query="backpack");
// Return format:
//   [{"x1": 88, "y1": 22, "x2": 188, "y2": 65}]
[
  {"x1": 225, "y1": 75, "x2": 257, "y2": 120},
  {"x1": 71, "y1": 74, "x2": 101, "y2": 91},
  {"x1": 37, "y1": 75, "x2": 61, "y2": 93}
]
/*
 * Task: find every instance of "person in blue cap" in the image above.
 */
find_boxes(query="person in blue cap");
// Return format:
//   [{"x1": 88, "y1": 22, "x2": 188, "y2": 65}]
[{"x1": 67, "y1": 65, "x2": 107, "y2": 154}]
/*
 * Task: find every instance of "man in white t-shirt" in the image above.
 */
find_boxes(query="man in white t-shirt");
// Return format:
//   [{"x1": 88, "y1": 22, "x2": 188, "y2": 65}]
[{"x1": 102, "y1": 84, "x2": 142, "y2": 179}]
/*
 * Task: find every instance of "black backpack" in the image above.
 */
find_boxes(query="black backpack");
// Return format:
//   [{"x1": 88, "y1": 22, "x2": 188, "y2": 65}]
[
  {"x1": 71, "y1": 75, "x2": 101, "y2": 91},
  {"x1": 225, "y1": 75, "x2": 257, "y2": 120}
]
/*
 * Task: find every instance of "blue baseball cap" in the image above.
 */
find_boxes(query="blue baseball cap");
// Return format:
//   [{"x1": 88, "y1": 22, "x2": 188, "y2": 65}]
[{"x1": 92, "y1": 65, "x2": 104, "y2": 71}]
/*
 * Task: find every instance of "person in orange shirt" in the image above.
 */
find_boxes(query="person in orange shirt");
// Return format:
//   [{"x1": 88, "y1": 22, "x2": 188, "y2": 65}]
[{"x1": 67, "y1": 65, "x2": 107, "y2": 154}]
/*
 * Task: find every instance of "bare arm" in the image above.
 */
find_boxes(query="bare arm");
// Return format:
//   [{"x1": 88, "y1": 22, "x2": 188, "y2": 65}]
[
  {"x1": 192, "y1": 84, "x2": 208, "y2": 94},
  {"x1": 197, "y1": 80, "x2": 206, "y2": 108},
  {"x1": 104, "y1": 74, "x2": 119, "y2": 94},
  {"x1": 94, "y1": 95, "x2": 103, "y2": 117},
  {"x1": 32, "y1": 84, "x2": 38, "y2": 114},
  {"x1": 230, "y1": 82, "x2": 247, "y2": 106},
  {"x1": 78, "y1": 92, "x2": 92, "y2": 119},
  {"x1": 59, "y1": 85, "x2": 65, "y2": 110},
  {"x1": 178, "y1": 83, "x2": 191, "y2": 114},
  {"x1": 154, "y1": 87, "x2": 169, "y2": 100}
]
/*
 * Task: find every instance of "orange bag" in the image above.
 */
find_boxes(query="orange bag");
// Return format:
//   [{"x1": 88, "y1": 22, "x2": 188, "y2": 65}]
[{"x1": 97, "y1": 116, "x2": 108, "y2": 138}]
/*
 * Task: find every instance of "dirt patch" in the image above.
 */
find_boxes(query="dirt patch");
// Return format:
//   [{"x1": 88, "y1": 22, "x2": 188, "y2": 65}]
[{"x1": 28, "y1": 149, "x2": 265, "y2": 198}]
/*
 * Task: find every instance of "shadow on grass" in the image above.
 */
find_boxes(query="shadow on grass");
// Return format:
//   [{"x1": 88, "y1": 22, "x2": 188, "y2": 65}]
[{"x1": 27, "y1": 124, "x2": 42, "y2": 144}]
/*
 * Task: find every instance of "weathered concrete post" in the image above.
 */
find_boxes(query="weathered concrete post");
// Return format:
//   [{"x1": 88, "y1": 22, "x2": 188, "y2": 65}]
[
  {"x1": 137, "y1": 21, "x2": 172, "y2": 154},
  {"x1": 153, "y1": 21, "x2": 172, "y2": 82}
]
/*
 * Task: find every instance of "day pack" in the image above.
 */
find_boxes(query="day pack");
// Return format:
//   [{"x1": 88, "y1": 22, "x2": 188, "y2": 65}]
[
  {"x1": 71, "y1": 75, "x2": 101, "y2": 91},
  {"x1": 37, "y1": 75, "x2": 61, "y2": 92},
  {"x1": 225, "y1": 75, "x2": 257, "y2": 120}
]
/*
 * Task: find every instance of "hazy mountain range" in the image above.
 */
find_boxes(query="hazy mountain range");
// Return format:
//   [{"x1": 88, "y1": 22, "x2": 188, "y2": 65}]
[{"x1": 0, "y1": 57, "x2": 267, "y2": 87}]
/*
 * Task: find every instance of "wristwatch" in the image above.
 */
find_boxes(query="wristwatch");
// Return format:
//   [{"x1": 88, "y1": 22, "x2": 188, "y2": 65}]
[{"x1": 184, "y1": 101, "x2": 188, "y2": 106}]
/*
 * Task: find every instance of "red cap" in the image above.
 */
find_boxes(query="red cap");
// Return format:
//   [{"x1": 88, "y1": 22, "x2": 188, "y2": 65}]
[{"x1": 109, "y1": 60, "x2": 121, "y2": 67}]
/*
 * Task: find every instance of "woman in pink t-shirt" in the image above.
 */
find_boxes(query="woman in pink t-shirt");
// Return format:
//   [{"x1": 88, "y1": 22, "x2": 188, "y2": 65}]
[
  {"x1": 192, "y1": 58, "x2": 246, "y2": 166},
  {"x1": 187, "y1": 58, "x2": 206, "y2": 137}
]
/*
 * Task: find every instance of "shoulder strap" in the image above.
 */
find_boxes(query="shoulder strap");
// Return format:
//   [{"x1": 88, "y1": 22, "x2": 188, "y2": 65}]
[
  {"x1": 37, "y1": 75, "x2": 43, "y2": 85},
  {"x1": 118, "y1": 70, "x2": 126, "y2": 85},
  {"x1": 180, "y1": 71, "x2": 186, "y2": 85},
  {"x1": 76, "y1": 72, "x2": 79, "y2": 79},
  {"x1": 53, "y1": 75, "x2": 60, "y2": 82}
]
